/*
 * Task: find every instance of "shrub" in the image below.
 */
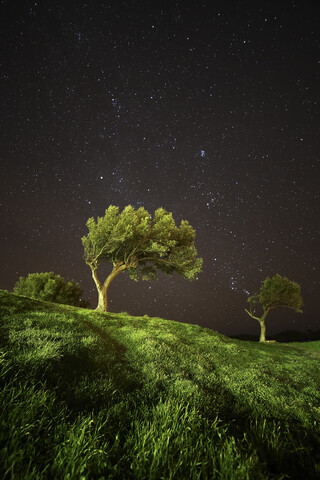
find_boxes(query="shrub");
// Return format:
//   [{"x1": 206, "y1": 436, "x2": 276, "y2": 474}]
[{"x1": 13, "y1": 272, "x2": 90, "y2": 307}]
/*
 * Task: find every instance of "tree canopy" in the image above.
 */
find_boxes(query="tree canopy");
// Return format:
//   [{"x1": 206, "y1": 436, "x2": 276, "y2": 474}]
[
  {"x1": 245, "y1": 274, "x2": 303, "y2": 342},
  {"x1": 13, "y1": 272, "x2": 89, "y2": 308},
  {"x1": 82, "y1": 205, "x2": 203, "y2": 311}
]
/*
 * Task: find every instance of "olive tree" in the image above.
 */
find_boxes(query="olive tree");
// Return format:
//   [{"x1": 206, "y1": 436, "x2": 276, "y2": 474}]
[
  {"x1": 245, "y1": 274, "x2": 303, "y2": 342},
  {"x1": 81, "y1": 205, "x2": 203, "y2": 311}
]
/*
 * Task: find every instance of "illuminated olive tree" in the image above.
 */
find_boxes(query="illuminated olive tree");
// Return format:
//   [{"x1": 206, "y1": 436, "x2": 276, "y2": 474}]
[
  {"x1": 245, "y1": 274, "x2": 303, "y2": 342},
  {"x1": 82, "y1": 205, "x2": 203, "y2": 312}
]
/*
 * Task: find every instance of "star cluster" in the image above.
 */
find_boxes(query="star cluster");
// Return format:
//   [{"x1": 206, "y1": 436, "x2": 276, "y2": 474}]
[{"x1": 1, "y1": 1, "x2": 319, "y2": 335}]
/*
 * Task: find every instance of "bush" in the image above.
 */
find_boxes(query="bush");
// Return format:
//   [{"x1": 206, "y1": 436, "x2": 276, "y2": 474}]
[{"x1": 13, "y1": 272, "x2": 90, "y2": 308}]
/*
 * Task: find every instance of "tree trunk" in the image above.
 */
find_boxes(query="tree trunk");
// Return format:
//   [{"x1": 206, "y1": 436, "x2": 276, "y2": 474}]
[
  {"x1": 259, "y1": 320, "x2": 266, "y2": 342},
  {"x1": 96, "y1": 285, "x2": 108, "y2": 311},
  {"x1": 90, "y1": 263, "x2": 126, "y2": 312},
  {"x1": 259, "y1": 309, "x2": 269, "y2": 342},
  {"x1": 245, "y1": 307, "x2": 269, "y2": 343}
]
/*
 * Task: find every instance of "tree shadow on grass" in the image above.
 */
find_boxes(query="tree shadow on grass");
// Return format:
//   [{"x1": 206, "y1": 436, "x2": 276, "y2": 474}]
[
  {"x1": 81, "y1": 319, "x2": 127, "y2": 358},
  {"x1": 41, "y1": 319, "x2": 143, "y2": 414}
]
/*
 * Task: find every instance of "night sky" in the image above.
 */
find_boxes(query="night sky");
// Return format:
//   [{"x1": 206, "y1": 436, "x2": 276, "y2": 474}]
[{"x1": 1, "y1": 1, "x2": 319, "y2": 336}]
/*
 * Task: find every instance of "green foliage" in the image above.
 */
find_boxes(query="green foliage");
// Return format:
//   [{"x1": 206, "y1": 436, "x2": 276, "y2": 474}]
[
  {"x1": 13, "y1": 272, "x2": 89, "y2": 308},
  {"x1": 246, "y1": 274, "x2": 303, "y2": 342},
  {"x1": 247, "y1": 274, "x2": 303, "y2": 316},
  {"x1": 82, "y1": 205, "x2": 203, "y2": 281},
  {"x1": 1, "y1": 290, "x2": 320, "y2": 479}
]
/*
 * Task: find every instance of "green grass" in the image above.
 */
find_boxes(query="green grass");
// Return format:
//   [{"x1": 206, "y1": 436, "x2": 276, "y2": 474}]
[
  {"x1": 290, "y1": 340, "x2": 320, "y2": 352},
  {"x1": 0, "y1": 289, "x2": 319, "y2": 479}
]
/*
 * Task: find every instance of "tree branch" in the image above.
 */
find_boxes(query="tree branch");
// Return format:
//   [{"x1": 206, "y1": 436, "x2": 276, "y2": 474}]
[
  {"x1": 90, "y1": 265, "x2": 102, "y2": 290},
  {"x1": 103, "y1": 263, "x2": 127, "y2": 289},
  {"x1": 91, "y1": 241, "x2": 110, "y2": 265},
  {"x1": 139, "y1": 256, "x2": 175, "y2": 265},
  {"x1": 244, "y1": 308, "x2": 261, "y2": 322},
  {"x1": 263, "y1": 303, "x2": 299, "y2": 312}
]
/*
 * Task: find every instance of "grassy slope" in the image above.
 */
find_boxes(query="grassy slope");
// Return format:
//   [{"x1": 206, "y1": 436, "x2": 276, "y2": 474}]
[
  {"x1": 0, "y1": 289, "x2": 319, "y2": 479},
  {"x1": 290, "y1": 341, "x2": 320, "y2": 352}
]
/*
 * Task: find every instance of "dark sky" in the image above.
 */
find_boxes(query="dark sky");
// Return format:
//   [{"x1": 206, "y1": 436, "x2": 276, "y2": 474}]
[{"x1": 1, "y1": 1, "x2": 319, "y2": 336}]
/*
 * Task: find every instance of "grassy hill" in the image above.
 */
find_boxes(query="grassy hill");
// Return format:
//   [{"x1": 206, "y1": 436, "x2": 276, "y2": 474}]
[
  {"x1": 231, "y1": 329, "x2": 320, "y2": 343},
  {"x1": 0, "y1": 289, "x2": 319, "y2": 479}
]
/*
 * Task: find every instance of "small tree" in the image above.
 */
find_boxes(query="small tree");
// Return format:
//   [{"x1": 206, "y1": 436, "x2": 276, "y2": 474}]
[
  {"x1": 14, "y1": 272, "x2": 89, "y2": 307},
  {"x1": 245, "y1": 274, "x2": 303, "y2": 342},
  {"x1": 81, "y1": 205, "x2": 203, "y2": 311}
]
